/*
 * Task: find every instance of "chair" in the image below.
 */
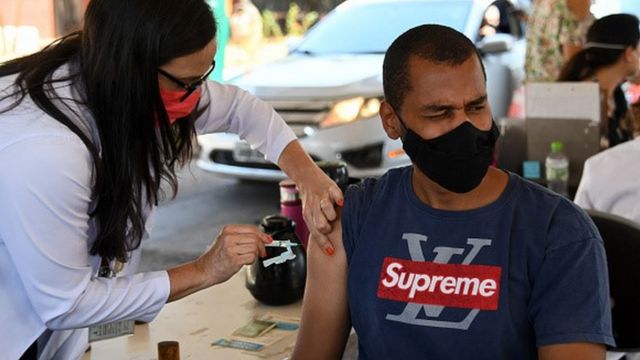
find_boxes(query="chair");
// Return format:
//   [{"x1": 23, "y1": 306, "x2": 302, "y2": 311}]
[{"x1": 587, "y1": 209, "x2": 640, "y2": 352}]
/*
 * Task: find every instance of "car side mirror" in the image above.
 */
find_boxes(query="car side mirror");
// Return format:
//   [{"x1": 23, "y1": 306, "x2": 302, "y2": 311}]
[{"x1": 478, "y1": 33, "x2": 514, "y2": 55}]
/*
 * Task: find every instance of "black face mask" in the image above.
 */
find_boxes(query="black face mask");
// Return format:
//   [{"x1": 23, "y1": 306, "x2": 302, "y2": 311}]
[{"x1": 399, "y1": 118, "x2": 500, "y2": 193}]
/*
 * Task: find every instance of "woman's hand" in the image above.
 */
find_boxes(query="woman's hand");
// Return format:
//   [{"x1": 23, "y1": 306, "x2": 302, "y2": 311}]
[
  {"x1": 167, "y1": 224, "x2": 272, "y2": 302},
  {"x1": 197, "y1": 224, "x2": 272, "y2": 286},
  {"x1": 277, "y1": 140, "x2": 344, "y2": 256},
  {"x1": 296, "y1": 170, "x2": 343, "y2": 256}
]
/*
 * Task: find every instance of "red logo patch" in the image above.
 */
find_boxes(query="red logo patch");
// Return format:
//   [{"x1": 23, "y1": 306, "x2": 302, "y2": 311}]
[{"x1": 377, "y1": 257, "x2": 502, "y2": 310}]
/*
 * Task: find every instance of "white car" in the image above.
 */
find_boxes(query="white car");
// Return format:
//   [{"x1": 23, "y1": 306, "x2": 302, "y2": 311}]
[
  {"x1": 198, "y1": 0, "x2": 526, "y2": 181},
  {"x1": 591, "y1": 0, "x2": 640, "y2": 18}
]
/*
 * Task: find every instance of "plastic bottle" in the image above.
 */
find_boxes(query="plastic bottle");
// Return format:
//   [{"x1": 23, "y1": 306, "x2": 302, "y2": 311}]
[
  {"x1": 278, "y1": 179, "x2": 309, "y2": 248},
  {"x1": 545, "y1": 141, "x2": 569, "y2": 197}
]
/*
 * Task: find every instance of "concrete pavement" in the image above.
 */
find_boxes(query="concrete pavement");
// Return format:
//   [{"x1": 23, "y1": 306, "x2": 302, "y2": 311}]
[{"x1": 139, "y1": 162, "x2": 280, "y2": 272}]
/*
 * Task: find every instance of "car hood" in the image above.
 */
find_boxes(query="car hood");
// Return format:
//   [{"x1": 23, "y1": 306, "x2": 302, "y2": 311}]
[{"x1": 231, "y1": 54, "x2": 384, "y2": 99}]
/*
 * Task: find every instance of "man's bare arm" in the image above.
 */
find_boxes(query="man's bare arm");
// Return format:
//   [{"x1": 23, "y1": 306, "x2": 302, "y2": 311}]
[
  {"x1": 292, "y1": 214, "x2": 351, "y2": 360},
  {"x1": 539, "y1": 342, "x2": 605, "y2": 360}
]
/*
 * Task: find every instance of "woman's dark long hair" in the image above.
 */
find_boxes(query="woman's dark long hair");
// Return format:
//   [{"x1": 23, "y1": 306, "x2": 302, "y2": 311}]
[
  {"x1": 0, "y1": 0, "x2": 217, "y2": 262},
  {"x1": 558, "y1": 14, "x2": 640, "y2": 81}
]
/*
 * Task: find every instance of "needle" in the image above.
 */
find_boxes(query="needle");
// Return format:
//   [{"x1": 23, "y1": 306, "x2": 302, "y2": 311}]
[{"x1": 265, "y1": 240, "x2": 301, "y2": 248}]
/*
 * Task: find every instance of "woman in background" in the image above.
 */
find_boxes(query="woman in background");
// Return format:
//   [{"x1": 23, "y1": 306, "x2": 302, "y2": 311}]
[
  {"x1": 558, "y1": 13, "x2": 640, "y2": 148},
  {"x1": 525, "y1": 0, "x2": 592, "y2": 82}
]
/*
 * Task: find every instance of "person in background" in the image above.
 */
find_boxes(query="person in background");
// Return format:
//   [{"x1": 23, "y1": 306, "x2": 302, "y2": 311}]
[
  {"x1": 480, "y1": 0, "x2": 522, "y2": 38},
  {"x1": 0, "y1": 0, "x2": 342, "y2": 359},
  {"x1": 525, "y1": 0, "x2": 592, "y2": 82},
  {"x1": 293, "y1": 24, "x2": 613, "y2": 360},
  {"x1": 557, "y1": 14, "x2": 640, "y2": 148},
  {"x1": 575, "y1": 134, "x2": 640, "y2": 224},
  {"x1": 229, "y1": 0, "x2": 264, "y2": 66}
]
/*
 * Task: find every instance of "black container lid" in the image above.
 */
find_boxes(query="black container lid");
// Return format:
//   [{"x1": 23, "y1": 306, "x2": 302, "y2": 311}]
[
  {"x1": 260, "y1": 214, "x2": 295, "y2": 234},
  {"x1": 316, "y1": 160, "x2": 349, "y2": 188}
]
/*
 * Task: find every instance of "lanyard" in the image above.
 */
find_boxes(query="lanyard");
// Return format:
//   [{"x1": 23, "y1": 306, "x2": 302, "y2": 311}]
[
  {"x1": 90, "y1": 258, "x2": 134, "y2": 342},
  {"x1": 98, "y1": 257, "x2": 124, "y2": 278}
]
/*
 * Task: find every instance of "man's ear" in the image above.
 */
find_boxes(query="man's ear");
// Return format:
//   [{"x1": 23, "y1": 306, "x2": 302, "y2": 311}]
[{"x1": 380, "y1": 101, "x2": 403, "y2": 140}]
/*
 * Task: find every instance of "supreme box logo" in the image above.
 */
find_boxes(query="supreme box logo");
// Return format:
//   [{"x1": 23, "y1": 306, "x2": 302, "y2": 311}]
[{"x1": 377, "y1": 257, "x2": 502, "y2": 310}]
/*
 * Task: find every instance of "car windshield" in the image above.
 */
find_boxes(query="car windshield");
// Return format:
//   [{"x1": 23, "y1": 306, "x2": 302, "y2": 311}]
[
  {"x1": 621, "y1": 0, "x2": 640, "y2": 13},
  {"x1": 295, "y1": 1, "x2": 472, "y2": 55}
]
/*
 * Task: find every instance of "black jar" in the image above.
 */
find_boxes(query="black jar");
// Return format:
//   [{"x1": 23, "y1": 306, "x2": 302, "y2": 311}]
[{"x1": 245, "y1": 215, "x2": 306, "y2": 305}]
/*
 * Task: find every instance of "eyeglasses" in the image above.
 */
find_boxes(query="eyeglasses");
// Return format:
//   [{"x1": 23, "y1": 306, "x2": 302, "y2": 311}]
[{"x1": 158, "y1": 59, "x2": 216, "y2": 102}]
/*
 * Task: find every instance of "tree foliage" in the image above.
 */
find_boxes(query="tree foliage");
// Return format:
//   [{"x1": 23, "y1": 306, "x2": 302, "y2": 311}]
[{"x1": 253, "y1": 0, "x2": 344, "y2": 13}]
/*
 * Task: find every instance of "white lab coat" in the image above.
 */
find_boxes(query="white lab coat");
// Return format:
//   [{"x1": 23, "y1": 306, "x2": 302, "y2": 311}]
[{"x1": 0, "y1": 63, "x2": 296, "y2": 360}]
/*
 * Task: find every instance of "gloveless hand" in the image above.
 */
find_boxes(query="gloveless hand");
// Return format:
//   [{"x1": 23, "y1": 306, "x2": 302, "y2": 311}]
[
  {"x1": 296, "y1": 168, "x2": 344, "y2": 256},
  {"x1": 196, "y1": 224, "x2": 272, "y2": 286}
]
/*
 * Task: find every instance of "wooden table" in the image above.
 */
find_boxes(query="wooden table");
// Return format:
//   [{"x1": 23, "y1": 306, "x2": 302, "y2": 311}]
[{"x1": 82, "y1": 270, "x2": 302, "y2": 360}]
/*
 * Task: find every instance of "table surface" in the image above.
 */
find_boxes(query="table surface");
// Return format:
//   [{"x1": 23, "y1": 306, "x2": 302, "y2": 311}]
[
  {"x1": 82, "y1": 270, "x2": 302, "y2": 360},
  {"x1": 78, "y1": 262, "x2": 628, "y2": 360}
]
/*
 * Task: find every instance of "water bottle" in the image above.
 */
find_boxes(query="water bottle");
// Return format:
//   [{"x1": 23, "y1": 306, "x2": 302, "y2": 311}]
[
  {"x1": 545, "y1": 141, "x2": 569, "y2": 197},
  {"x1": 278, "y1": 179, "x2": 309, "y2": 248}
]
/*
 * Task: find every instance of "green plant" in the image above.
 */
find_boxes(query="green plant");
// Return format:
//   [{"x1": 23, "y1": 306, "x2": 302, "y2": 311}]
[
  {"x1": 286, "y1": 3, "x2": 302, "y2": 36},
  {"x1": 262, "y1": 9, "x2": 283, "y2": 38},
  {"x1": 301, "y1": 11, "x2": 319, "y2": 33},
  {"x1": 262, "y1": 2, "x2": 320, "y2": 38},
  {"x1": 286, "y1": 3, "x2": 319, "y2": 36}
]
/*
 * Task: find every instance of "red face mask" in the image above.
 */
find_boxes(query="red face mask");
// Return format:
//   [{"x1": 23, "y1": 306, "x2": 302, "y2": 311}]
[{"x1": 159, "y1": 88, "x2": 202, "y2": 124}]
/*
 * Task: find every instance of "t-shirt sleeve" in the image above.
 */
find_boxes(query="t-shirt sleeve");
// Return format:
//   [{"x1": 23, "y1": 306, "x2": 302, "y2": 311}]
[
  {"x1": 193, "y1": 81, "x2": 296, "y2": 164},
  {"x1": 0, "y1": 135, "x2": 170, "y2": 330},
  {"x1": 341, "y1": 179, "x2": 376, "y2": 264},
  {"x1": 528, "y1": 202, "x2": 615, "y2": 347}
]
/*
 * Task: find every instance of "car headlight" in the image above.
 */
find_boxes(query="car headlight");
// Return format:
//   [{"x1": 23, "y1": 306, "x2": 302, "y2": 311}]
[{"x1": 320, "y1": 97, "x2": 382, "y2": 128}]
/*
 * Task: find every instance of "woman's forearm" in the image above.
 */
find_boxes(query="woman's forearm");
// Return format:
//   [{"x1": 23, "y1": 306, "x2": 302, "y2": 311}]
[
  {"x1": 277, "y1": 140, "x2": 323, "y2": 184},
  {"x1": 166, "y1": 261, "x2": 209, "y2": 303}
]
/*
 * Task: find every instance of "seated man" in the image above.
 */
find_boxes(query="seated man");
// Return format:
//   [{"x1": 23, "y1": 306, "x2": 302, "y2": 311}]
[
  {"x1": 292, "y1": 24, "x2": 613, "y2": 360},
  {"x1": 574, "y1": 136, "x2": 640, "y2": 224}
]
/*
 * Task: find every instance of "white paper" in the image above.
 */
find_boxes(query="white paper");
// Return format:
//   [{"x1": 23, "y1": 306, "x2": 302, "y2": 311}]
[{"x1": 525, "y1": 82, "x2": 600, "y2": 123}]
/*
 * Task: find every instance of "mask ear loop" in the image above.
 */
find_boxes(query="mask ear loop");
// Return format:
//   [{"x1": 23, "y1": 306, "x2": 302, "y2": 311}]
[{"x1": 389, "y1": 106, "x2": 409, "y2": 140}]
